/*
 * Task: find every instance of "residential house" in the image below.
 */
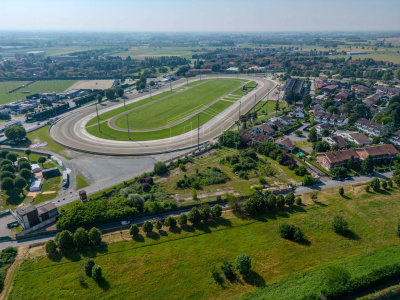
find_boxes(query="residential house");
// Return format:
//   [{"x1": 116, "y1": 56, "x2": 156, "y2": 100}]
[
  {"x1": 317, "y1": 149, "x2": 360, "y2": 170},
  {"x1": 315, "y1": 123, "x2": 333, "y2": 135},
  {"x1": 251, "y1": 124, "x2": 275, "y2": 136},
  {"x1": 351, "y1": 84, "x2": 370, "y2": 97},
  {"x1": 390, "y1": 131, "x2": 400, "y2": 146},
  {"x1": 267, "y1": 119, "x2": 286, "y2": 131},
  {"x1": 322, "y1": 136, "x2": 348, "y2": 149},
  {"x1": 292, "y1": 107, "x2": 305, "y2": 118},
  {"x1": 314, "y1": 112, "x2": 348, "y2": 126},
  {"x1": 355, "y1": 118, "x2": 385, "y2": 137},
  {"x1": 347, "y1": 132, "x2": 371, "y2": 146},
  {"x1": 321, "y1": 84, "x2": 338, "y2": 94},
  {"x1": 334, "y1": 90, "x2": 350, "y2": 103},
  {"x1": 274, "y1": 137, "x2": 296, "y2": 152},
  {"x1": 356, "y1": 144, "x2": 398, "y2": 161},
  {"x1": 375, "y1": 85, "x2": 400, "y2": 95}
]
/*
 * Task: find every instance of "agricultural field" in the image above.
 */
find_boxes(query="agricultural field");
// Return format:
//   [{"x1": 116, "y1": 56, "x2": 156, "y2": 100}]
[
  {"x1": 13, "y1": 46, "x2": 106, "y2": 57},
  {"x1": 7, "y1": 183, "x2": 400, "y2": 300},
  {"x1": 115, "y1": 46, "x2": 206, "y2": 59},
  {"x1": 0, "y1": 80, "x2": 76, "y2": 104},
  {"x1": 86, "y1": 79, "x2": 247, "y2": 141}
]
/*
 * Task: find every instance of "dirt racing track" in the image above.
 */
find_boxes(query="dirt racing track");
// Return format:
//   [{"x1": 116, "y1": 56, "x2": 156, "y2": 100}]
[{"x1": 50, "y1": 75, "x2": 278, "y2": 156}]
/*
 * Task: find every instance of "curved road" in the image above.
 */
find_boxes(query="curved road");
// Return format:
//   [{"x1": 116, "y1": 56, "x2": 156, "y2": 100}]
[{"x1": 50, "y1": 75, "x2": 277, "y2": 156}]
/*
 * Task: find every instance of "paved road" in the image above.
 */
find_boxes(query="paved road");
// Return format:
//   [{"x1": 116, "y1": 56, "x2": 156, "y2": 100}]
[{"x1": 50, "y1": 75, "x2": 278, "y2": 156}]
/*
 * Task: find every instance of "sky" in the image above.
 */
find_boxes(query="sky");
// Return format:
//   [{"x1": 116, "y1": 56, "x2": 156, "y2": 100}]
[{"x1": 1, "y1": 0, "x2": 399, "y2": 32}]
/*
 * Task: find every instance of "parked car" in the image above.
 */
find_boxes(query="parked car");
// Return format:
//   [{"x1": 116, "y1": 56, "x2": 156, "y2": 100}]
[{"x1": 121, "y1": 220, "x2": 130, "y2": 225}]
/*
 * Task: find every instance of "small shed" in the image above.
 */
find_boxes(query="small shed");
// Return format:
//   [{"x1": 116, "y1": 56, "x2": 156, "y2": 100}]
[
  {"x1": 31, "y1": 164, "x2": 41, "y2": 173},
  {"x1": 29, "y1": 180, "x2": 42, "y2": 192}
]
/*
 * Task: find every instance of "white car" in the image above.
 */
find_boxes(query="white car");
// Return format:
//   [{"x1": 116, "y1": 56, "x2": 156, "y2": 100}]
[{"x1": 121, "y1": 220, "x2": 130, "y2": 225}]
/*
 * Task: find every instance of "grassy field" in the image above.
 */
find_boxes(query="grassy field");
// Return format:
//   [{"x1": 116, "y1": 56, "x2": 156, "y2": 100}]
[
  {"x1": 114, "y1": 46, "x2": 206, "y2": 59},
  {"x1": 86, "y1": 79, "x2": 246, "y2": 141},
  {"x1": 19, "y1": 126, "x2": 71, "y2": 159},
  {"x1": 0, "y1": 81, "x2": 30, "y2": 104},
  {"x1": 87, "y1": 100, "x2": 234, "y2": 141},
  {"x1": 33, "y1": 175, "x2": 62, "y2": 204},
  {"x1": 8, "y1": 183, "x2": 400, "y2": 300},
  {"x1": 114, "y1": 80, "x2": 241, "y2": 130},
  {"x1": 0, "y1": 80, "x2": 76, "y2": 104},
  {"x1": 75, "y1": 174, "x2": 89, "y2": 190}
]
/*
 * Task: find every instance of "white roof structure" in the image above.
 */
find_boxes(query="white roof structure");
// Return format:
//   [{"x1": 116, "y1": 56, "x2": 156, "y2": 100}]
[
  {"x1": 31, "y1": 164, "x2": 41, "y2": 173},
  {"x1": 29, "y1": 180, "x2": 42, "y2": 192}
]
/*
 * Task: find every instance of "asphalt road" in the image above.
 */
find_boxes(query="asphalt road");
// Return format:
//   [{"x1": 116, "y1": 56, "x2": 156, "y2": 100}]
[{"x1": 50, "y1": 75, "x2": 277, "y2": 156}]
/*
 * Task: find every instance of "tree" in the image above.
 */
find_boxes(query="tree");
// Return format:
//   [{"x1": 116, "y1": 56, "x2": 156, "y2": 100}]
[
  {"x1": 18, "y1": 161, "x2": 31, "y2": 171},
  {"x1": 332, "y1": 215, "x2": 349, "y2": 236},
  {"x1": 88, "y1": 227, "x2": 102, "y2": 245},
  {"x1": 211, "y1": 204, "x2": 222, "y2": 219},
  {"x1": 129, "y1": 224, "x2": 139, "y2": 236},
  {"x1": 116, "y1": 87, "x2": 124, "y2": 98},
  {"x1": 294, "y1": 130, "x2": 302, "y2": 136},
  {"x1": 188, "y1": 207, "x2": 201, "y2": 225},
  {"x1": 200, "y1": 205, "x2": 210, "y2": 222},
  {"x1": 325, "y1": 266, "x2": 350, "y2": 288},
  {"x1": 295, "y1": 166, "x2": 307, "y2": 176},
  {"x1": 164, "y1": 216, "x2": 176, "y2": 228},
  {"x1": 365, "y1": 185, "x2": 370, "y2": 193},
  {"x1": 211, "y1": 267, "x2": 223, "y2": 284},
  {"x1": 302, "y1": 94, "x2": 312, "y2": 108},
  {"x1": 192, "y1": 188, "x2": 198, "y2": 200},
  {"x1": 0, "y1": 171, "x2": 15, "y2": 181},
  {"x1": 308, "y1": 127, "x2": 318, "y2": 143},
  {"x1": 97, "y1": 94, "x2": 102, "y2": 104},
  {"x1": 295, "y1": 197, "x2": 302, "y2": 205},
  {"x1": 6, "y1": 153, "x2": 17, "y2": 163},
  {"x1": 0, "y1": 159, "x2": 12, "y2": 168},
  {"x1": 369, "y1": 178, "x2": 380, "y2": 192},
  {"x1": 221, "y1": 261, "x2": 235, "y2": 280},
  {"x1": 393, "y1": 175, "x2": 400, "y2": 187},
  {"x1": 105, "y1": 89, "x2": 115, "y2": 100},
  {"x1": 19, "y1": 169, "x2": 32, "y2": 182},
  {"x1": 84, "y1": 259, "x2": 95, "y2": 276},
  {"x1": 38, "y1": 157, "x2": 47, "y2": 167},
  {"x1": 235, "y1": 254, "x2": 252, "y2": 275},
  {"x1": 92, "y1": 265, "x2": 102, "y2": 281},
  {"x1": 267, "y1": 194, "x2": 277, "y2": 209},
  {"x1": 73, "y1": 227, "x2": 89, "y2": 250},
  {"x1": 285, "y1": 192, "x2": 295, "y2": 206},
  {"x1": 388, "y1": 179, "x2": 393, "y2": 188},
  {"x1": 0, "y1": 150, "x2": 9, "y2": 159},
  {"x1": 155, "y1": 220, "x2": 162, "y2": 230},
  {"x1": 382, "y1": 72, "x2": 392, "y2": 82},
  {"x1": 142, "y1": 221, "x2": 153, "y2": 234},
  {"x1": 211, "y1": 64, "x2": 221, "y2": 72},
  {"x1": 5, "y1": 126, "x2": 26, "y2": 141},
  {"x1": 177, "y1": 213, "x2": 187, "y2": 226},
  {"x1": 339, "y1": 187, "x2": 344, "y2": 197},
  {"x1": 397, "y1": 218, "x2": 400, "y2": 237},
  {"x1": 45, "y1": 239, "x2": 57, "y2": 255},
  {"x1": 14, "y1": 177, "x2": 27, "y2": 191},
  {"x1": 57, "y1": 230, "x2": 74, "y2": 250},
  {"x1": 275, "y1": 100, "x2": 280, "y2": 111},
  {"x1": 276, "y1": 194, "x2": 285, "y2": 208},
  {"x1": 382, "y1": 180, "x2": 387, "y2": 189},
  {"x1": 218, "y1": 131, "x2": 243, "y2": 149},
  {"x1": 1, "y1": 178, "x2": 14, "y2": 192},
  {"x1": 347, "y1": 155, "x2": 355, "y2": 170},
  {"x1": 302, "y1": 175, "x2": 314, "y2": 186},
  {"x1": 310, "y1": 190, "x2": 318, "y2": 201},
  {"x1": 227, "y1": 193, "x2": 240, "y2": 212},
  {"x1": 153, "y1": 162, "x2": 168, "y2": 175}
]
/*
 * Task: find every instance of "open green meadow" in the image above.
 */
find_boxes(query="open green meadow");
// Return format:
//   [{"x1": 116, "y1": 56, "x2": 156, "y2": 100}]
[
  {"x1": 0, "y1": 80, "x2": 76, "y2": 104},
  {"x1": 7, "y1": 183, "x2": 400, "y2": 300},
  {"x1": 115, "y1": 46, "x2": 206, "y2": 59},
  {"x1": 86, "y1": 79, "x2": 246, "y2": 141},
  {"x1": 114, "y1": 80, "x2": 241, "y2": 130}
]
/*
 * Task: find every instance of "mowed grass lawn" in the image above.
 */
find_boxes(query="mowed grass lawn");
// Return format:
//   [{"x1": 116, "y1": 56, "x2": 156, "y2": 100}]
[
  {"x1": 114, "y1": 80, "x2": 241, "y2": 130},
  {"x1": 86, "y1": 100, "x2": 233, "y2": 141},
  {"x1": 8, "y1": 184, "x2": 400, "y2": 300},
  {"x1": 0, "y1": 80, "x2": 76, "y2": 104}
]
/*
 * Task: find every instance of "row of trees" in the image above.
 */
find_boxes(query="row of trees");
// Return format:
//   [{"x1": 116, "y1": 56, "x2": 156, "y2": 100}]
[
  {"x1": 45, "y1": 227, "x2": 102, "y2": 254},
  {"x1": 129, "y1": 205, "x2": 223, "y2": 236},
  {"x1": 0, "y1": 152, "x2": 33, "y2": 195},
  {"x1": 245, "y1": 191, "x2": 301, "y2": 216},
  {"x1": 211, "y1": 254, "x2": 252, "y2": 284}
]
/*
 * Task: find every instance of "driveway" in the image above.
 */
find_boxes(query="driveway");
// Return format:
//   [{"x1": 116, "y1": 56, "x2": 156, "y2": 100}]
[{"x1": 284, "y1": 123, "x2": 309, "y2": 142}]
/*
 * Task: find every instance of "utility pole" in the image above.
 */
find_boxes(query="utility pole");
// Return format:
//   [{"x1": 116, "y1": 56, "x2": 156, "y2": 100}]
[
  {"x1": 238, "y1": 101, "x2": 241, "y2": 131},
  {"x1": 197, "y1": 114, "x2": 200, "y2": 150},
  {"x1": 123, "y1": 97, "x2": 126, "y2": 109},
  {"x1": 186, "y1": 77, "x2": 188, "y2": 86},
  {"x1": 126, "y1": 114, "x2": 130, "y2": 140},
  {"x1": 96, "y1": 104, "x2": 101, "y2": 132},
  {"x1": 150, "y1": 85, "x2": 152, "y2": 99},
  {"x1": 169, "y1": 81, "x2": 172, "y2": 92},
  {"x1": 254, "y1": 94, "x2": 257, "y2": 115},
  {"x1": 200, "y1": 74, "x2": 202, "y2": 81}
]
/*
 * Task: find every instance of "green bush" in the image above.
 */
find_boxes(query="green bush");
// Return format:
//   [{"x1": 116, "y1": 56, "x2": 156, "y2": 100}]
[
  {"x1": 177, "y1": 213, "x2": 187, "y2": 226},
  {"x1": 45, "y1": 240, "x2": 57, "y2": 255},
  {"x1": 84, "y1": 259, "x2": 95, "y2": 277},
  {"x1": 88, "y1": 227, "x2": 102, "y2": 245},
  {"x1": 129, "y1": 224, "x2": 139, "y2": 236},
  {"x1": 211, "y1": 204, "x2": 222, "y2": 219},
  {"x1": 235, "y1": 254, "x2": 252, "y2": 275},
  {"x1": 92, "y1": 265, "x2": 102, "y2": 282},
  {"x1": 164, "y1": 216, "x2": 176, "y2": 228},
  {"x1": 278, "y1": 223, "x2": 304, "y2": 243},
  {"x1": 332, "y1": 215, "x2": 349, "y2": 236}
]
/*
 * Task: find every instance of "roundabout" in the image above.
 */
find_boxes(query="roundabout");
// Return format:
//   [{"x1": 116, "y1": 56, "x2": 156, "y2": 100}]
[{"x1": 50, "y1": 75, "x2": 278, "y2": 156}]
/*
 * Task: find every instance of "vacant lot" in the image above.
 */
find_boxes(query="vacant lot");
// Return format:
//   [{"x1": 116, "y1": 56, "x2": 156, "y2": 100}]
[
  {"x1": 114, "y1": 80, "x2": 241, "y2": 130},
  {"x1": 8, "y1": 183, "x2": 400, "y2": 300},
  {"x1": 67, "y1": 80, "x2": 115, "y2": 91},
  {"x1": 0, "y1": 81, "x2": 30, "y2": 104}
]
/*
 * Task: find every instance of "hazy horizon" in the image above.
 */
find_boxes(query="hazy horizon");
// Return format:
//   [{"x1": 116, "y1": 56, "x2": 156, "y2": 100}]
[{"x1": 1, "y1": 0, "x2": 399, "y2": 32}]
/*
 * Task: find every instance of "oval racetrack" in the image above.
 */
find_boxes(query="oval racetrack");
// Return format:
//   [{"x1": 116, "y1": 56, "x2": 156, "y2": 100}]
[{"x1": 50, "y1": 75, "x2": 277, "y2": 156}]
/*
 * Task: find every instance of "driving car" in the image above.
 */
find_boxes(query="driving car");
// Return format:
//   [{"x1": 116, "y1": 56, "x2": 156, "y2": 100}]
[{"x1": 121, "y1": 220, "x2": 130, "y2": 225}]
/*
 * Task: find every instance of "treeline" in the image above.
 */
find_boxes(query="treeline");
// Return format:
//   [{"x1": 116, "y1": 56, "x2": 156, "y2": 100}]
[
  {"x1": 140, "y1": 56, "x2": 190, "y2": 68},
  {"x1": 26, "y1": 103, "x2": 69, "y2": 121}
]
